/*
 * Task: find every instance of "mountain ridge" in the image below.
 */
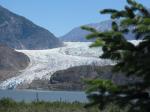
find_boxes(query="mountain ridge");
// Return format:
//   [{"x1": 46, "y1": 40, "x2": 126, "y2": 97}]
[
  {"x1": 61, "y1": 20, "x2": 135, "y2": 42},
  {"x1": 0, "y1": 5, "x2": 63, "y2": 49}
]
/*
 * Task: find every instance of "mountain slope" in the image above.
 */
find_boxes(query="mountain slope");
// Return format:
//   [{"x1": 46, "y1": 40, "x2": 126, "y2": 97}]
[
  {"x1": 61, "y1": 20, "x2": 135, "y2": 42},
  {"x1": 0, "y1": 5, "x2": 63, "y2": 49},
  {"x1": 0, "y1": 44, "x2": 30, "y2": 81}
]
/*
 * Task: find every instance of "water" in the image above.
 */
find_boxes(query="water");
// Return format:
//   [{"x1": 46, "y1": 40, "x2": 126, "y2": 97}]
[{"x1": 0, "y1": 90, "x2": 88, "y2": 103}]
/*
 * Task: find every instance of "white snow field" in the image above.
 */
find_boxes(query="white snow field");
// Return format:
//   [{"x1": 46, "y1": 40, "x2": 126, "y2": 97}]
[{"x1": 0, "y1": 42, "x2": 112, "y2": 89}]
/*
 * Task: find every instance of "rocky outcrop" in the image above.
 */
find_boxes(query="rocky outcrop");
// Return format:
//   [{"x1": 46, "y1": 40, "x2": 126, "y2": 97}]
[
  {"x1": 48, "y1": 65, "x2": 113, "y2": 90},
  {"x1": 17, "y1": 66, "x2": 112, "y2": 90},
  {"x1": 0, "y1": 5, "x2": 63, "y2": 49},
  {"x1": 48, "y1": 65, "x2": 140, "y2": 91},
  {"x1": 22, "y1": 65, "x2": 139, "y2": 91},
  {"x1": 0, "y1": 44, "x2": 30, "y2": 81}
]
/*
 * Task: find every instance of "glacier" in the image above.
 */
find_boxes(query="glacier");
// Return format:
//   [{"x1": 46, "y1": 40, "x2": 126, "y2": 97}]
[
  {"x1": 0, "y1": 42, "x2": 112, "y2": 89},
  {"x1": 0, "y1": 41, "x2": 140, "y2": 89}
]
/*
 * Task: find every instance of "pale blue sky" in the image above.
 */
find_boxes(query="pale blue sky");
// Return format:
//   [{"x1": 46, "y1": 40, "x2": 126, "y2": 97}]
[{"x1": 0, "y1": 0, "x2": 149, "y2": 37}]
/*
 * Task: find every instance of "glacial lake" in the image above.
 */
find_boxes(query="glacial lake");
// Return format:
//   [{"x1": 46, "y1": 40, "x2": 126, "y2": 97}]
[{"x1": 0, "y1": 90, "x2": 88, "y2": 103}]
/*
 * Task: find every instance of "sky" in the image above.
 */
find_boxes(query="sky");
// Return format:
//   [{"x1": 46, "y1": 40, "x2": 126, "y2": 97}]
[{"x1": 0, "y1": 0, "x2": 149, "y2": 37}]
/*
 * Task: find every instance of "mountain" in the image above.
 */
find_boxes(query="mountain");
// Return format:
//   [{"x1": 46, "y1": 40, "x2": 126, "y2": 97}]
[
  {"x1": 61, "y1": 20, "x2": 135, "y2": 42},
  {"x1": 0, "y1": 5, "x2": 63, "y2": 49},
  {"x1": 0, "y1": 44, "x2": 30, "y2": 82}
]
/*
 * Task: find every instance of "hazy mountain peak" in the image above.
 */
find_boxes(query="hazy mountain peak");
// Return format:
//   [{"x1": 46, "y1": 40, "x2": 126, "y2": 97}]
[{"x1": 61, "y1": 20, "x2": 135, "y2": 42}]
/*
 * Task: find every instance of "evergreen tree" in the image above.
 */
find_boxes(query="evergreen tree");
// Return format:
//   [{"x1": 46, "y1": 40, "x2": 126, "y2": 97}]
[{"x1": 82, "y1": 0, "x2": 150, "y2": 111}]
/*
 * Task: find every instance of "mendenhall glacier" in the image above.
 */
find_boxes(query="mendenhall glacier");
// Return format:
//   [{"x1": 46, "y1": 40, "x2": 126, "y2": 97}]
[
  {"x1": 0, "y1": 42, "x2": 112, "y2": 89},
  {"x1": 0, "y1": 41, "x2": 140, "y2": 89}
]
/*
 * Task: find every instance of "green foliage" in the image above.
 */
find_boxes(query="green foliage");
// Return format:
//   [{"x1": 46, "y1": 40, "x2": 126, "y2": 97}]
[
  {"x1": 85, "y1": 79, "x2": 119, "y2": 93},
  {"x1": 82, "y1": 0, "x2": 150, "y2": 112},
  {"x1": 0, "y1": 98, "x2": 17, "y2": 108},
  {"x1": 81, "y1": 26, "x2": 98, "y2": 33},
  {"x1": 0, "y1": 97, "x2": 128, "y2": 112},
  {"x1": 0, "y1": 98, "x2": 99, "y2": 112},
  {"x1": 89, "y1": 39, "x2": 105, "y2": 47}
]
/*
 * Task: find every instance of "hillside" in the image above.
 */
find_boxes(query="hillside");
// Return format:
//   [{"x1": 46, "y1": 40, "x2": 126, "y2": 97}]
[
  {"x1": 0, "y1": 44, "x2": 30, "y2": 82},
  {"x1": 48, "y1": 65, "x2": 140, "y2": 91},
  {"x1": 0, "y1": 5, "x2": 63, "y2": 49}
]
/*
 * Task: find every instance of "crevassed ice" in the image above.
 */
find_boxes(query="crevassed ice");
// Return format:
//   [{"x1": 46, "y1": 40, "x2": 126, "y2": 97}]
[{"x1": 0, "y1": 42, "x2": 116, "y2": 89}]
